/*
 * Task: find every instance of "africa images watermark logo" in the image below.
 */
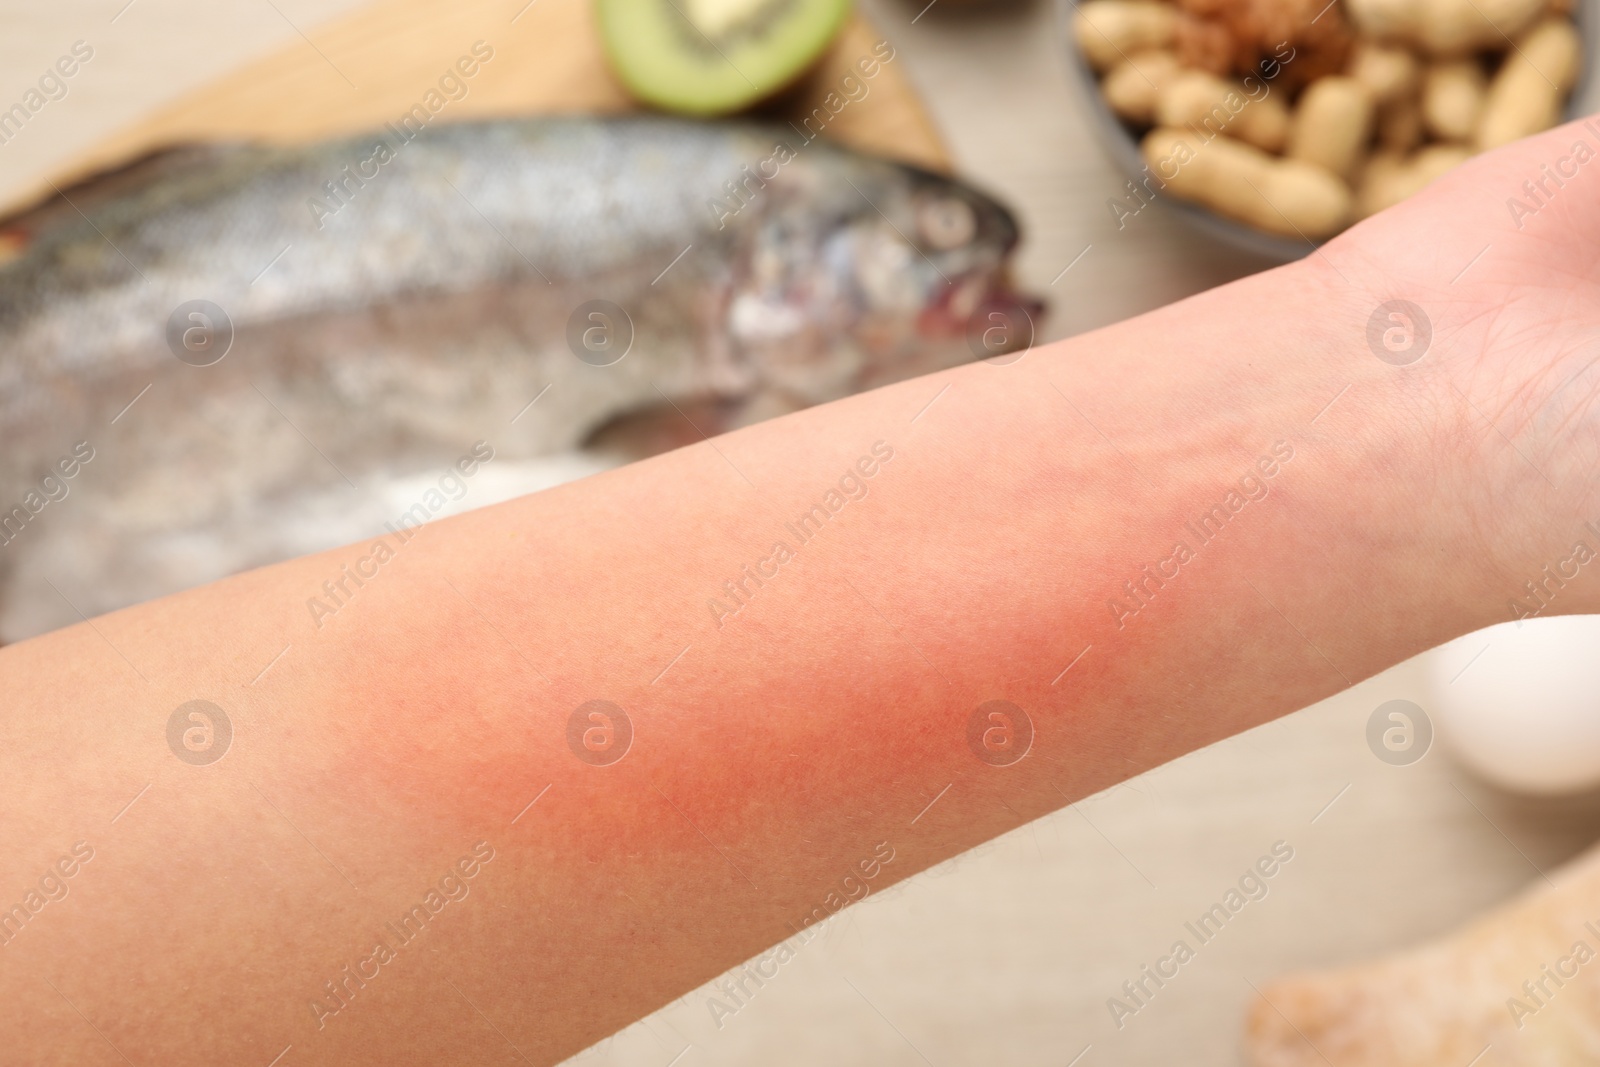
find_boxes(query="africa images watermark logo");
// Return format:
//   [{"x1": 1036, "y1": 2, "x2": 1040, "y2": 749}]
[
  {"x1": 309, "y1": 841, "x2": 496, "y2": 1029},
  {"x1": 1365, "y1": 699, "x2": 1431, "y2": 766},
  {"x1": 306, "y1": 41, "x2": 496, "y2": 229},
  {"x1": 1108, "y1": 841, "x2": 1295, "y2": 1028},
  {"x1": 706, "y1": 442, "x2": 895, "y2": 628},
  {"x1": 166, "y1": 700, "x2": 232, "y2": 766}
]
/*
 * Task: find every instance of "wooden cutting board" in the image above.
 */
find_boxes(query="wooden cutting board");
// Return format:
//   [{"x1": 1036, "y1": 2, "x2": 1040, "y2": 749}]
[{"x1": 10, "y1": 0, "x2": 949, "y2": 216}]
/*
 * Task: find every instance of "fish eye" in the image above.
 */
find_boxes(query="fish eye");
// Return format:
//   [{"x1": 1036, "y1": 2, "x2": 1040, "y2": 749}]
[{"x1": 916, "y1": 196, "x2": 976, "y2": 251}]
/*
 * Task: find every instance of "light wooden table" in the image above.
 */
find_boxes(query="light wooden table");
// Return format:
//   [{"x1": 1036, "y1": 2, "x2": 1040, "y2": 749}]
[{"x1": 4, "y1": 2, "x2": 1600, "y2": 1064}]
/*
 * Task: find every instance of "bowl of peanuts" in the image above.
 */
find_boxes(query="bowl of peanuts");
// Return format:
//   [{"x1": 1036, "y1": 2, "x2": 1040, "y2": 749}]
[{"x1": 1066, "y1": 0, "x2": 1593, "y2": 257}]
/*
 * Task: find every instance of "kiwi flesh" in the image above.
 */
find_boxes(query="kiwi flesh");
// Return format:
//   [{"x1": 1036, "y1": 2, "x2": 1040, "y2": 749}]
[{"x1": 598, "y1": 0, "x2": 852, "y2": 115}]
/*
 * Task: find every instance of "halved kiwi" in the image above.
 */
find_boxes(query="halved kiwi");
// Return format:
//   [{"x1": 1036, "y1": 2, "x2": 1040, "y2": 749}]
[{"x1": 598, "y1": 0, "x2": 852, "y2": 115}]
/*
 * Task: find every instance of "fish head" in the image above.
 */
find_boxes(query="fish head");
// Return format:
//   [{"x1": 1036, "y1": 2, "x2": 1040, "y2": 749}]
[
  {"x1": 725, "y1": 159, "x2": 1044, "y2": 410},
  {"x1": 899, "y1": 167, "x2": 1042, "y2": 343}
]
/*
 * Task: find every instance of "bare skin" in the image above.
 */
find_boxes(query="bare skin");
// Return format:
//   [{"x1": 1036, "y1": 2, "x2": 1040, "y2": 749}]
[{"x1": 4, "y1": 118, "x2": 1600, "y2": 1066}]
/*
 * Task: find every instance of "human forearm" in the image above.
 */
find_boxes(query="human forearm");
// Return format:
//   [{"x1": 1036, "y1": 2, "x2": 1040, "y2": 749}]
[{"x1": 0, "y1": 244, "x2": 1554, "y2": 1064}]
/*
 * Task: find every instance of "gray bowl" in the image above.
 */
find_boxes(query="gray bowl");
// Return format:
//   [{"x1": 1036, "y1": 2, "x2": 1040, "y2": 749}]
[{"x1": 1059, "y1": 0, "x2": 1599, "y2": 260}]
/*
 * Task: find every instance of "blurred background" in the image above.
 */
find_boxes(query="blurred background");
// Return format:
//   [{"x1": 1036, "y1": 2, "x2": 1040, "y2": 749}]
[{"x1": 5, "y1": 0, "x2": 1600, "y2": 1063}]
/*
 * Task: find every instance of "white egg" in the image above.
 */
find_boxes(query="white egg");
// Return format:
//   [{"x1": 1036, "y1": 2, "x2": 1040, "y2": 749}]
[{"x1": 1423, "y1": 615, "x2": 1600, "y2": 795}]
